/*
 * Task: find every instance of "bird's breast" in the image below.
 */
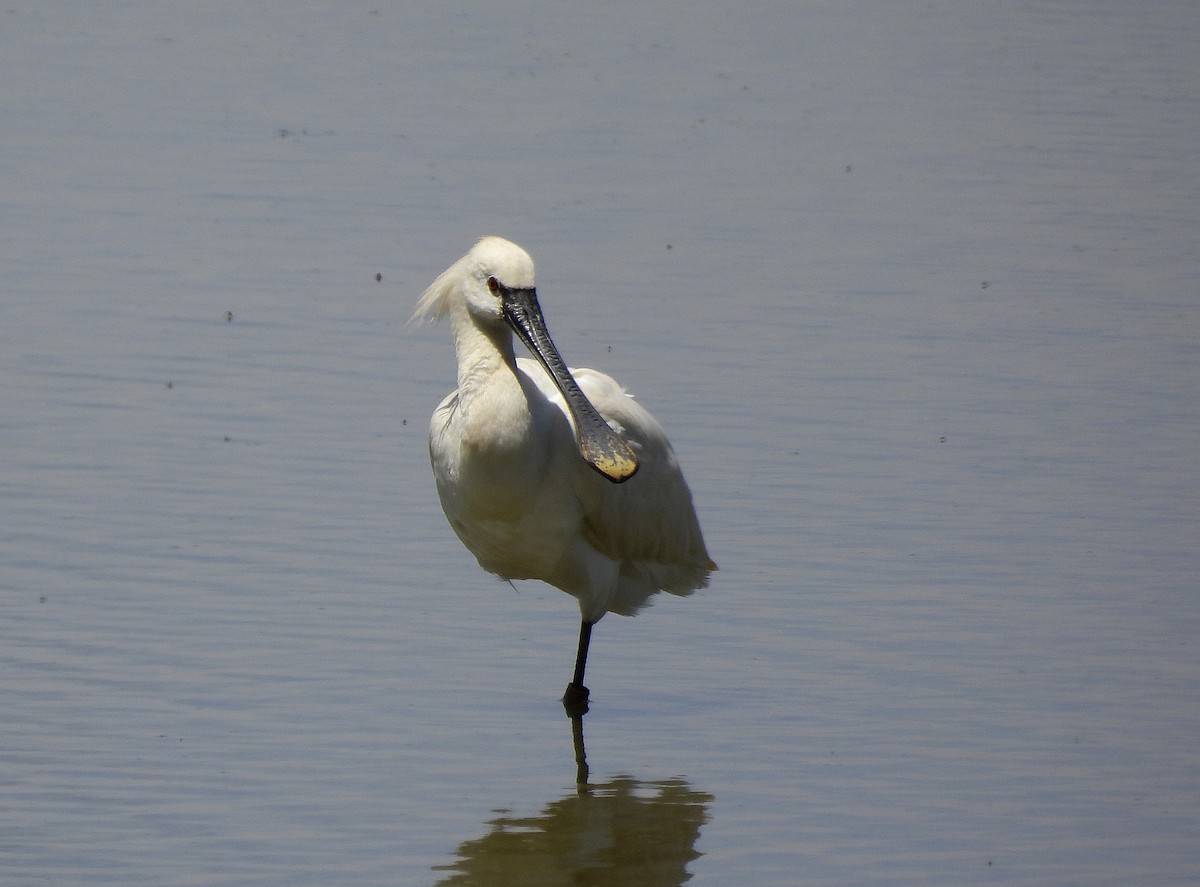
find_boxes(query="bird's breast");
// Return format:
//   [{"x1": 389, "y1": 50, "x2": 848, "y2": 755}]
[{"x1": 428, "y1": 365, "x2": 593, "y2": 583}]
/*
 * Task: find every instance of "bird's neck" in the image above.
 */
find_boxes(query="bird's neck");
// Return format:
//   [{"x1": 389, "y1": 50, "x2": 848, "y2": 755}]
[
  {"x1": 447, "y1": 311, "x2": 542, "y2": 483},
  {"x1": 451, "y1": 311, "x2": 519, "y2": 397}
]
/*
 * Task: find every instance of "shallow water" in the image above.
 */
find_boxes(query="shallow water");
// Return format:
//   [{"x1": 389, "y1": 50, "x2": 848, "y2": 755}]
[{"x1": 3, "y1": 2, "x2": 1198, "y2": 885}]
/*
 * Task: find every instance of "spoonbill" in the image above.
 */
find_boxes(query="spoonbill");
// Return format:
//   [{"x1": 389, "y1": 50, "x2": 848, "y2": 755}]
[{"x1": 412, "y1": 237, "x2": 715, "y2": 713}]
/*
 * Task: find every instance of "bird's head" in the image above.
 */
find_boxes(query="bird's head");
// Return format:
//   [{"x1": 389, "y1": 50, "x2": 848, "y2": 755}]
[{"x1": 412, "y1": 236, "x2": 535, "y2": 330}]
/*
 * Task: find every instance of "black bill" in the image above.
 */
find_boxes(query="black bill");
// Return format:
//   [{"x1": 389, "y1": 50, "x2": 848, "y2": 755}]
[{"x1": 501, "y1": 285, "x2": 639, "y2": 483}]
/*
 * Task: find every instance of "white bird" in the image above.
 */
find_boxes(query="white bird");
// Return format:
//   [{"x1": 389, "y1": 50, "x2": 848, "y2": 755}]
[{"x1": 412, "y1": 237, "x2": 715, "y2": 713}]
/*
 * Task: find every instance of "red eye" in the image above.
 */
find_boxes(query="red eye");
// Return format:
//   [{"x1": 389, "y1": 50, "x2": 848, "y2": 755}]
[{"x1": 487, "y1": 276, "x2": 500, "y2": 294}]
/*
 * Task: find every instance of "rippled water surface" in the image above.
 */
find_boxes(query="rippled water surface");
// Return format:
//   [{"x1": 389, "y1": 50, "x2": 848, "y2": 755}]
[{"x1": 4, "y1": 2, "x2": 1198, "y2": 885}]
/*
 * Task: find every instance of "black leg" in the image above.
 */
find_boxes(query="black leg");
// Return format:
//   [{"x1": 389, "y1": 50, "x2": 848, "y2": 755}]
[
  {"x1": 571, "y1": 619, "x2": 593, "y2": 688},
  {"x1": 562, "y1": 619, "x2": 594, "y2": 716}
]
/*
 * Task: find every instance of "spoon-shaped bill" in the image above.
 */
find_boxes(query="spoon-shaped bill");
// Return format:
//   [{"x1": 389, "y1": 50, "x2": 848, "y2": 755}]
[{"x1": 500, "y1": 285, "x2": 639, "y2": 483}]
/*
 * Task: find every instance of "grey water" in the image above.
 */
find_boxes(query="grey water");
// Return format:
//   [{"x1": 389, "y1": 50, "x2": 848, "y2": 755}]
[{"x1": 3, "y1": 2, "x2": 1198, "y2": 884}]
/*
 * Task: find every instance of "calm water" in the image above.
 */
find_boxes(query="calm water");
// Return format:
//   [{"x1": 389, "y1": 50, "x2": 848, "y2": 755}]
[{"x1": 3, "y1": 2, "x2": 1198, "y2": 885}]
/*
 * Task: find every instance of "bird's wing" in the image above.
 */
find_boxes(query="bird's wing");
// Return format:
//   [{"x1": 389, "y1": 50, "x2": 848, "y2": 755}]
[
  {"x1": 516, "y1": 357, "x2": 713, "y2": 602},
  {"x1": 569, "y1": 368, "x2": 713, "y2": 587}
]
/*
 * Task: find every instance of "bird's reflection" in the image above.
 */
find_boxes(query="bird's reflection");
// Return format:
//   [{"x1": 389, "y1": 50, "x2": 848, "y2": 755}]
[{"x1": 432, "y1": 714, "x2": 713, "y2": 886}]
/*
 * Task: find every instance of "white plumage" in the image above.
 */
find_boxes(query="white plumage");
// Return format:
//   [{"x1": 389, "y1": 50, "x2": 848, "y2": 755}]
[{"x1": 413, "y1": 237, "x2": 714, "y2": 711}]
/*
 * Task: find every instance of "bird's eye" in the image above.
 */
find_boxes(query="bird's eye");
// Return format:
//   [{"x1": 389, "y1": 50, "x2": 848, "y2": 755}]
[{"x1": 487, "y1": 276, "x2": 501, "y2": 294}]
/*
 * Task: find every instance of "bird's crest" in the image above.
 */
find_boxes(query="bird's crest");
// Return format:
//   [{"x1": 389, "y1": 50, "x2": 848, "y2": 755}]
[{"x1": 409, "y1": 258, "x2": 459, "y2": 324}]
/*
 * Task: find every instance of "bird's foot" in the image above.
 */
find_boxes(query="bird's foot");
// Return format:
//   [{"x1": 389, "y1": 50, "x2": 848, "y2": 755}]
[{"x1": 562, "y1": 682, "x2": 590, "y2": 717}]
